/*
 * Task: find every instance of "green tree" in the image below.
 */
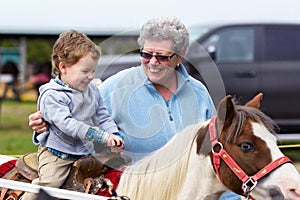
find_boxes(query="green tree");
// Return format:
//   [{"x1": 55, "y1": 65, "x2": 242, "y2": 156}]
[
  {"x1": 27, "y1": 39, "x2": 53, "y2": 64},
  {"x1": 0, "y1": 38, "x2": 19, "y2": 47}
]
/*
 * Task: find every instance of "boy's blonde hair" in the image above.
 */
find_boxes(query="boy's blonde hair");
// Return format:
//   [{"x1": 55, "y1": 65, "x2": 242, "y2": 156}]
[{"x1": 51, "y1": 30, "x2": 101, "y2": 76}]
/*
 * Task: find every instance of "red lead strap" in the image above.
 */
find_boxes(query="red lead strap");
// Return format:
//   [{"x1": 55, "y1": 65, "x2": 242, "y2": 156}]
[{"x1": 209, "y1": 116, "x2": 292, "y2": 198}]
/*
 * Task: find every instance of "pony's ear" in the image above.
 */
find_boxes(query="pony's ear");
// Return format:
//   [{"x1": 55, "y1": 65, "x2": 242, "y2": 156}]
[
  {"x1": 245, "y1": 93, "x2": 263, "y2": 109},
  {"x1": 217, "y1": 95, "x2": 235, "y2": 131}
]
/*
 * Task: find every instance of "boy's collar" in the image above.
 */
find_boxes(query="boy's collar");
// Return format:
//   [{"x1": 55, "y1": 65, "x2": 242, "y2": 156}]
[{"x1": 54, "y1": 76, "x2": 72, "y2": 88}]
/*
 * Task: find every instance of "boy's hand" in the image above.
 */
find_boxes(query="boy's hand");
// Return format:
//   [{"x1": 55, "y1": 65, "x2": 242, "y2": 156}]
[
  {"x1": 107, "y1": 134, "x2": 124, "y2": 153},
  {"x1": 28, "y1": 111, "x2": 48, "y2": 133}
]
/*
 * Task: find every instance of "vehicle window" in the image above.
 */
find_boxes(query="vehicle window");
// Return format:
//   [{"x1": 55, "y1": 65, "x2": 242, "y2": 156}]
[
  {"x1": 264, "y1": 26, "x2": 300, "y2": 61},
  {"x1": 188, "y1": 25, "x2": 212, "y2": 42},
  {"x1": 203, "y1": 27, "x2": 255, "y2": 62}
]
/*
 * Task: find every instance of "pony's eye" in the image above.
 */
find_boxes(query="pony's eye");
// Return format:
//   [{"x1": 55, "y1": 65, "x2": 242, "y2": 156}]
[{"x1": 239, "y1": 142, "x2": 254, "y2": 152}]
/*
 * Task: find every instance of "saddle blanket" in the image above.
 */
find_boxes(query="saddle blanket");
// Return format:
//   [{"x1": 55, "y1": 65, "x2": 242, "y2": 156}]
[
  {"x1": 0, "y1": 159, "x2": 16, "y2": 178},
  {"x1": 0, "y1": 158, "x2": 123, "y2": 197}
]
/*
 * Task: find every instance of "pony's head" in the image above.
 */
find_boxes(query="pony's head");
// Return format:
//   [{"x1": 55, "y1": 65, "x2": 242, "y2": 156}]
[{"x1": 208, "y1": 93, "x2": 300, "y2": 199}]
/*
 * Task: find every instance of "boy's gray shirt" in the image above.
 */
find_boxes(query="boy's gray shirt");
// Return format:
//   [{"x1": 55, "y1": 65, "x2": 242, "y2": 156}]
[{"x1": 35, "y1": 79, "x2": 118, "y2": 155}]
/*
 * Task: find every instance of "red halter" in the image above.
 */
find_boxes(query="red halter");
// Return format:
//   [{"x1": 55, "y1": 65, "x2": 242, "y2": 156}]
[{"x1": 209, "y1": 116, "x2": 292, "y2": 199}]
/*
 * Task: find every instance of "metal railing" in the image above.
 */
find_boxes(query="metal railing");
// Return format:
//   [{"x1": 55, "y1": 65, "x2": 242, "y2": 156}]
[{"x1": 0, "y1": 178, "x2": 108, "y2": 200}]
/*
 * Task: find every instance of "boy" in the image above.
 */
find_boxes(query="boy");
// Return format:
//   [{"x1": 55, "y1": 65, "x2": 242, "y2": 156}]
[{"x1": 22, "y1": 30, "x2": 123, "y2": 200}]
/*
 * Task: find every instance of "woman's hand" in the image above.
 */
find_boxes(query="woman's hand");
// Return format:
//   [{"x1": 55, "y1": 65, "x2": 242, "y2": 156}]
[{"x1": 28, "y1": 111, "x2": 48, "y2": 133}]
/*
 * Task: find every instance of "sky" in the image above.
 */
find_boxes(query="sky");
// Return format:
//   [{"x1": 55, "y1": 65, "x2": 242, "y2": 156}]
[{"x1": 1, "y1": 0, "x2": 300, "y2": 35}]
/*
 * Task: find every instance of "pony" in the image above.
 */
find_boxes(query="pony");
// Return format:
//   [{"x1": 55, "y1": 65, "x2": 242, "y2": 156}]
[{"x1": 116, "y1": 93, "x2": 300, "y2": 200}]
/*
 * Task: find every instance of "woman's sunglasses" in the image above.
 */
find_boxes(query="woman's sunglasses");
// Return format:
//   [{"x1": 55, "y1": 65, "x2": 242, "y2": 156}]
[{"x1": 139, "y1": 51, "x2": 176, "y2": 63}]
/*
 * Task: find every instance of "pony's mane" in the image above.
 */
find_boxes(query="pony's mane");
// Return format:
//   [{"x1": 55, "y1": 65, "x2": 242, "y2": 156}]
[
  {"x1": 117, "y1": 121, "x2": 210, "y2": 200},
  {"x1": 225, "y1": 103, "x2": 278, "y2": 143}
]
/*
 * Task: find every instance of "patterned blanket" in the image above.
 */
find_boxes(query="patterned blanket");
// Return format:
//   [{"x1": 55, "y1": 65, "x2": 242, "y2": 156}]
[
  {"x1": 0, "y1": 159, "x2": 122, "y2": 197},
  {"x1": 0, "y1": 159, "x2": 16, "y2": 178}
]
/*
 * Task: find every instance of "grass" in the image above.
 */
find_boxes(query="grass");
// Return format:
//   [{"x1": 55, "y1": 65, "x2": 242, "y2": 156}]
[{"x1": 0, "y1": 100, "x2": 38, "y2": 155}]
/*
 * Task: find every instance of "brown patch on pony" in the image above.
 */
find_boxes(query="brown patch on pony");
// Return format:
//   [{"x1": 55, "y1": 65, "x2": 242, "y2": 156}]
[
  {"x1": 217, "y1": 93, "x2": 277, "y2": 144},
  {"x1": 196, "y1": 125, "x2": 211, "y2": 155},
  {"x1": 216, "y1": 95, "x2": 235, "y2": 134},
  {"x1": 224, "y1": 105, "x2": 278, "y2": 143}
]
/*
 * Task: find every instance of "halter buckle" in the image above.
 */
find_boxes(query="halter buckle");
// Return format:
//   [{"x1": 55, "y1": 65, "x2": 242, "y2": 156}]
[
  {"x1": 211, "y1": 142, "x2": 223, "y2": 154},
  {"x1": 243, "y1": 177, "x2": 257, "y2": 194}
]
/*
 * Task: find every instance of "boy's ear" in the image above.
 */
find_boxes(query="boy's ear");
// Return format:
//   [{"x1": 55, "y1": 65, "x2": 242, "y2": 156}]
[{"x1": 59, "y1": 62, "x2": 67, "y2": 74}]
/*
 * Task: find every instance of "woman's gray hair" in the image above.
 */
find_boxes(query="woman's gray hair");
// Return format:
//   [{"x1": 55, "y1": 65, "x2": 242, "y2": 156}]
[{"x1": 138, "y1": 16, "x2": 189, "y2": 55}]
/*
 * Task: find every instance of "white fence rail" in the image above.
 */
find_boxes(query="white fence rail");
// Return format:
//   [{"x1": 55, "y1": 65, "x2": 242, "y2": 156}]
[{"x1": 0, "y1": 178, "x2": 108, "y2": 200}]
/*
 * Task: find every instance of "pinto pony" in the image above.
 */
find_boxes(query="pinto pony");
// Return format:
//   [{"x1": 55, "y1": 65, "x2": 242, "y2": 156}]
[{"x1": 117, "y1": 93, "x2": 300, "y2": 200}]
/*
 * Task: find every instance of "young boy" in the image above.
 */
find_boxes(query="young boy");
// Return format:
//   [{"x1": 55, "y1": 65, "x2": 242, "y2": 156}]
[{"x1": 22, "y1": 30, "x2": 124, "y2": 199}]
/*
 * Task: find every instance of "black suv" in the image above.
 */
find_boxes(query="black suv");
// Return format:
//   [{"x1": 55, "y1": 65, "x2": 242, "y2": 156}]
[{"x1": 96, "y1": 22, "x2": 300, "y2": 140}]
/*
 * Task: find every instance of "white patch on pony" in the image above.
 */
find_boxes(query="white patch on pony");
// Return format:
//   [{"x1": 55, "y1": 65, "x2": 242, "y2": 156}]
[
  {"x1": 117, "y1": 121, "x2": 226, "y2": 200},
  {"x1": 251, "y1": 122, "x2": 300, "y2": 199},
  {"x1": 177, "y1": 146, "x2": 226, "y2": 199}
]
